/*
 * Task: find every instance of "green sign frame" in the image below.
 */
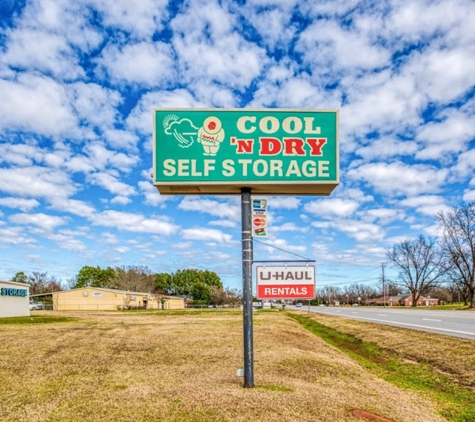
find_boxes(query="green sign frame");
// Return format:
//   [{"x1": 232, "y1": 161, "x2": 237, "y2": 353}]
[{"x1": 153, "y1": 108, "x2": 339, "y2": 195}]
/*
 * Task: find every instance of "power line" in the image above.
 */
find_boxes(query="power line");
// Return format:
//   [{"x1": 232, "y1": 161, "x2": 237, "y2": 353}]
[{"x1": 253, "y1": 238, "x2": 314, "y2": 261}]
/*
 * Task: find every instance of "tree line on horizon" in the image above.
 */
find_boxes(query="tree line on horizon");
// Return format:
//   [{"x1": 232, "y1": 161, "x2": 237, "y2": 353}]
[
  {"x1": 11, "y1": 266, "x2": 243, "y2": 306},
  {"x1": 10, "y1": 201, "x2": 475, "y2": 308}
]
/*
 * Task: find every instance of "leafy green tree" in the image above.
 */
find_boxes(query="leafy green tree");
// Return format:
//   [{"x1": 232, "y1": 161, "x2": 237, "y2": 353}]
[
  {"x1": 74, "y1": 266, "x2": 115, "y2": 288},
  {"x1": 167, "y1": 269, "x2": 222, "y2": 296},
  {"x1": 11, "y1": 271, "x2": 28, "y2": 284},
  {"x1": 155, "y1": 273, "x2": 173, "y2": 293},
  {"x1": 170, "y1": 269, "x2": 197, "y2": 295},
  {"x1": 191, "y1": 282, "x2": 211, "y2": 304},
  {"x1": 202, "y1": 270, "x2": 222, "y2": 289}
]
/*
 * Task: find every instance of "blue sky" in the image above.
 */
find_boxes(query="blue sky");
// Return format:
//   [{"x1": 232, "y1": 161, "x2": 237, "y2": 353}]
[{"x1": 0, "y1": 0, "x2": 474, "y2": 292}]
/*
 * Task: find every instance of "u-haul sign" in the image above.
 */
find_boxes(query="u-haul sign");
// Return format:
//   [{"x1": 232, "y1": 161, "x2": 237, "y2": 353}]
[{"x1": 256, "y1": 266, "x2": 315, "y2": 300}]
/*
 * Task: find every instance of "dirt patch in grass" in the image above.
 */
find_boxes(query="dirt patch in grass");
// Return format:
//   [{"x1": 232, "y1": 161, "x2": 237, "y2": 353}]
[{"x1": 0, "y1": 310, "x2": 445, "y2": 422}]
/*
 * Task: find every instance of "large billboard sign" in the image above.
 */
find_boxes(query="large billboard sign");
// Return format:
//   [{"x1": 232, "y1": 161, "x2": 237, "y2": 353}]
[
  {"x1": 256, "y1": 265, "x2": 316, "y2": 300},
  {"x1": 153, "y1": 109, "x2": 339, "y2": 195}
]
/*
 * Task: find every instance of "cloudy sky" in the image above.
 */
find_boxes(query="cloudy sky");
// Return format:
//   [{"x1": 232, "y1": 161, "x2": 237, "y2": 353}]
[{"x1": 0, "y1": 0, "x2": 474, "y2": 291}]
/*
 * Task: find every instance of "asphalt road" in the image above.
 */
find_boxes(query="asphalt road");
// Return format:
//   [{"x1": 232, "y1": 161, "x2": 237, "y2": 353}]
[{"x1": 289, "y1": 305, "x2": 475, "y2": 341}]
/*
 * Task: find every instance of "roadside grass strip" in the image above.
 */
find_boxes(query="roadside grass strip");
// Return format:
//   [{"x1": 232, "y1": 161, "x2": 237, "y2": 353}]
[
  {"x1": 0, "y1": 315, "x2": 76, "y2": 325},
  {"x1": 289, "y1": 313, "x2": 475, "y2": 422}
]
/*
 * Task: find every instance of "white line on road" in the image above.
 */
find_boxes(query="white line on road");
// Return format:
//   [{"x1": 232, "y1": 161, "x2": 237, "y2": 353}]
[
  {"x1": 316, "y1": 313, "x2": 475, "y2": 338},
  {"x1": 422, "y1": 318, "x2": 442, "y2": 322},
  {"x1": 378, "y1": 314, "x2": 387, "y2": 317}
]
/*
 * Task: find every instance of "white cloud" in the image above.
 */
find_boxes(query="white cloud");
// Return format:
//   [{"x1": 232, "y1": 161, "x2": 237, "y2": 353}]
[
  {"x1": 463, "y1": 189, "x2": 475, "y2": 202},
  {"x1": 138, "y1": 180, "x2": 173, "y2": 207},
  {"x1": 265, "y1": 197, "x2": 301, "y2": 210},
  {"x1": 87, "y1": 172, "x2": 137, "y2": 197},
  {"x1": 386, "y1": 1, "x2": 465, "y2": 41},
  {"x1": 96, "y1": 41, "x2": 175, "y2": 87},
  {"x1": 0, "y1": 197, "x2": 40, "y2": 211},
  {"x1": 171, "y1": 0, "x2": 267, "y2": 91},
  {"x1": 415, "y1": 109, "x2": 475, "y2": 160},
  {"x1": 312, "y1": 219, "x2": 384, "y2": 242},
  {"x1": 48, "y1": 198, "x2": 96, "y2": 218},
  {"x1": 181, "y1": 227, "x2": 233, "y2": 243},
  {"x1": 361, "y1": 208, "x2": 404, "y2": 225},
  {"x1": 399, "y1": 195, "x2": 450, "y2": 216},
  {"x1": 9, "y1": 212, "x2": 68, "y2": 231},
  {"x1": 271, "y1": 222, "x2": 306, "y2": 233},
  {"x1": 407, "y1": 46, "x2": 475, "y2": 104},
  {"x1": 103, "y1": 129, "x2": 139, "y2": 151},
  {"x1": 127, "y1": 90, "x2": 202, "y2": 137},
  {"x1": 69, "y1": 82, "x2": 122, "y2": 130},
  {"x1": 454, "y1": 149, "x2": 475, "y2": 178},
  {"x1": 46, "y1": 232, "x2": 87, "y2": 251},
  {"x1": 88, "y1": 0, "x2": 170, "y2": 39},
  {"x1": 0, "y1": 226, "x2": 37, "y2": 247},
  {"x1": 304, "y1": 198, "x2": 360, "y2": 218},
  {"x1": 90, "y1": 210, "x2": 179, "y2": 235},
  {"x1": 355, "y1": 137, "x2": 418, "y2": 160},
  {"x1": 2, "y1": 29, "x2": 84, "y2": 79},
  {"x1": 0, "y1": 74, "x2": 76, "y2": 136},
  {"x1": 348, "y1": 161, "x2": 448, "y2": 197},
  {"x1": 178, "y1": 197, "x2": 240, "y2": 221},
  {"x1": 0, "y1": 166, "x2": 76, "y2": 200},
  {"x1": 297, "y1": 19, "x2": 390, "y2": 71},
  {"x1": 66, "y1": 142, "x2": 139, "y2": 174}
]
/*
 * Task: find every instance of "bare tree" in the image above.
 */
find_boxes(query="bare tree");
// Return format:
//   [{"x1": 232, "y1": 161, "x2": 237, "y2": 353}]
[
  {"x1": 437, "y1": 202, "x2": 475, "y2": 308},
  {"x1": 387, "y1": 235, "x2": 447, "y2": 307},
  {"x1": 28, "y1": 272, "x2": 51, "y2": 295},
  {"x1": 319, "y1": 285, "x2": 341, "y2": 305},
  {"x1": 112, "y1": 266, "x2": 155, "y2": 292}
]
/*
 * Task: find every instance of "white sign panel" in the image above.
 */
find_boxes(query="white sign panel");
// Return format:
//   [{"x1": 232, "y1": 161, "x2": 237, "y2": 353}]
[{"x1": 256, "y1": 265, "x2": 315, "y2": 300}]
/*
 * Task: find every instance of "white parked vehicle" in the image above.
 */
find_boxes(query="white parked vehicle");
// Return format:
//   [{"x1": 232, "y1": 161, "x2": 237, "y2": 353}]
[{"x1": 29, "y1": 302, "x2": 43, "y2": 310}]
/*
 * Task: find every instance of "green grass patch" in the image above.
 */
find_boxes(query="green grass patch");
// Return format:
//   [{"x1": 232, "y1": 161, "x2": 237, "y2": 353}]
[
  {"x1": 255, "y1": 383, "x2": 294, "y2": 393},
  {"x1": 120, "y1": 309, "x2": 241, "y2": 316},
  {"x1": 289, "y1": 313, "x2": 475, "y2": 422},
  {"x1": 0, "y1": 315, "x2": 76, "y2": 325}
]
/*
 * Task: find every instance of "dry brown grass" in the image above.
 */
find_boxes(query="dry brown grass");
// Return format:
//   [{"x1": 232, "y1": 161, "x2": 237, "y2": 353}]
[
  {"x1": 0, "y1": 310, "x2": 446, "y2": 422},
  {"x1": 294, "y1": 311, "x2": 475, "y2": 387}
]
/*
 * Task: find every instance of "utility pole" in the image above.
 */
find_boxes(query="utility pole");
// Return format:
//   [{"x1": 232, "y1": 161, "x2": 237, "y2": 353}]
[
  {"x1": 381, "y1": 262, "x2": 386, "y2": 308},
  {"x1": 241, "y1": 188, "x2": 254, "y2": 388}
]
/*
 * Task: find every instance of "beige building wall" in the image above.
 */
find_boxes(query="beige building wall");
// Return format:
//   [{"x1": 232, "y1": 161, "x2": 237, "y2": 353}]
[
  {"x1": 53, "y1": 288, "x2": 184, "y2": 311},
  {"x1": 0, "y1": 280, "x2": 30, "y2": 318}
]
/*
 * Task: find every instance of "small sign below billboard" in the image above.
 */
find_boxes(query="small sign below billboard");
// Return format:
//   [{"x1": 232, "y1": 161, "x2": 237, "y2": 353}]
[
  {"x1": 252, "y1": 198, "x2": 267, "y2": 237},
  {"x1": 256, "y1": 265, "x2": 315, "y2": 300}
]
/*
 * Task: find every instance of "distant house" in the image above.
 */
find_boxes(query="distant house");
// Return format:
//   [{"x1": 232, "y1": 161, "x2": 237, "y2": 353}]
[{"x1": 389, "y1": 294, "x2": 439, "y2": 307}]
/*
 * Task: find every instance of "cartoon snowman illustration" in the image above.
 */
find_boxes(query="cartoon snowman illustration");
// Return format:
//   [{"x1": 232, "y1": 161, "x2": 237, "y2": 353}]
[{"x1": 197, "y1": 116, "x2": 225, "y2": 156}]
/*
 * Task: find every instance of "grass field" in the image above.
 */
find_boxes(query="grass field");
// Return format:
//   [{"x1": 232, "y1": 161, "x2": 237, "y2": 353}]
[{"x1": 0, "y1": 309, "x2": 468, "y2": 422}]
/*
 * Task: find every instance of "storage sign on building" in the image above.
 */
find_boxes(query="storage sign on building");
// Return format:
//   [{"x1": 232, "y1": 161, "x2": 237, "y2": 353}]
[{"x1": 0, "y1": 280, "x2": 30, "y2": 318}]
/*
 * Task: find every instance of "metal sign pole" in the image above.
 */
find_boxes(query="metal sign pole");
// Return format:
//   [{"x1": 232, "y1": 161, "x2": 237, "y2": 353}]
[{"x1": 241, "y1": 187, "x2": 254, "y2": 388}]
